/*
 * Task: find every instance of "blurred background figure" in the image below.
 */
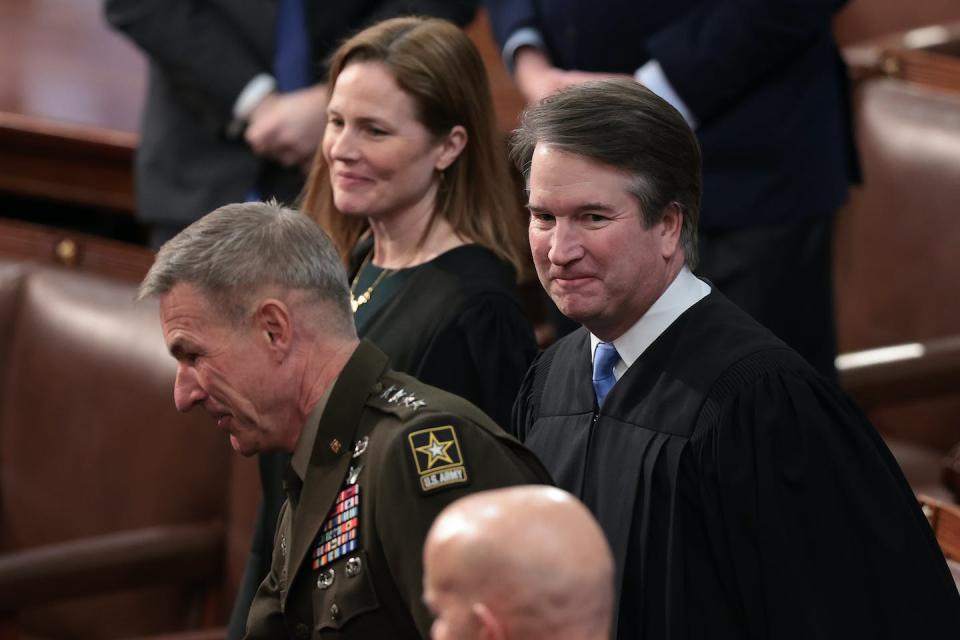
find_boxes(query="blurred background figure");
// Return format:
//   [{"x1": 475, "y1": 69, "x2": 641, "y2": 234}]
[
  {"x1": 423, "y1": 486, "x2": 614, "y2": 640},
  {"x1": 240, "y1": 15, "x2": 538, "y2": 639},
  {"x1": 103, "y1": 0, "x2": 477, "y2": 248},
  {"x1": 486, "y1": 0, "x2": 860, "y2": 377}
]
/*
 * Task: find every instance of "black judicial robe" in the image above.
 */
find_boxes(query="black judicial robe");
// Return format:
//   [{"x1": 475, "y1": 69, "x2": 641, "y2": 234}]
[{"x1": 514, "y1": 291, "x2": 960, "y2": 639}]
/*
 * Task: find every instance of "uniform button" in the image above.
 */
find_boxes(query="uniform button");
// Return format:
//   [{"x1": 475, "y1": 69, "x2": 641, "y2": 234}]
[
  {"x1": 294, "y1": 622, "x2": 309, "y2": 639},
  {"x1": 345, "y1": 556, "x2": 362, "y2": 577},
  {"x1": 330, "y1": 603, "x2": 341, "y2": 621}
]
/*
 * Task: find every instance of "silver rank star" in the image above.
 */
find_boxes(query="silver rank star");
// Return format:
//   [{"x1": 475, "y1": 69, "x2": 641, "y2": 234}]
[
  {"x1": 388, "y1": 388, "x2": 409, "y2": 404},
  {"x1": 379, "y1": 385, "x2": 398, "y2": 400},
  {"x1": 402, "y1": 395, "x2": 427, "y2": 410}
]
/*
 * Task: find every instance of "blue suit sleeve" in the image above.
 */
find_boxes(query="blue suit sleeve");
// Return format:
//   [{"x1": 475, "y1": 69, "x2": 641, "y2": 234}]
[
  {"x1": 484, "y1": 0, "x2": 539, "y2": 50},
  {"x1": 368, "y1": 0, "x2": 478, "y2": 28},
  {"x1": 647, "y1": 0, "x2": 848, "y2": 122}
]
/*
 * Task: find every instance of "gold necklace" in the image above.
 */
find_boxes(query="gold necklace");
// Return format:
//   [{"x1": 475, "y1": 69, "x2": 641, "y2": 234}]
[{"x1": 349, "y1": 251, "x2": 394, "y2": 312}]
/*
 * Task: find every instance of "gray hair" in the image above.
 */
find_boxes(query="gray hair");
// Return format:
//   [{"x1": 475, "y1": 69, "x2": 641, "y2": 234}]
[
  {"x1": 510, "y1": 79, "x2": 701, "y2": 268},
  {"x1": 139, "y1": 200, "x2": 354, "y2": 334}
]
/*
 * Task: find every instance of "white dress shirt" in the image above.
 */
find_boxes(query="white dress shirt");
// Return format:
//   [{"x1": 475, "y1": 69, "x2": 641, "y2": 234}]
[{"x1": 589, "y1": 267, "x2": 711, "y2": 380}]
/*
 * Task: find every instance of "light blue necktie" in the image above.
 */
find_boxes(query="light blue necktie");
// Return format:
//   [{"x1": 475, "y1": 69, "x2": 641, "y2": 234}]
[{"x1": 592, "y1": 342, "x2": 620, "y2": 407}]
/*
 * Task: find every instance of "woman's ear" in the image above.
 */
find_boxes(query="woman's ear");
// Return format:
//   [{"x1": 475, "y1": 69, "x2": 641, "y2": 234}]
[{"x1": 435, "y1": 125, "x2": 468, "y2": 171}]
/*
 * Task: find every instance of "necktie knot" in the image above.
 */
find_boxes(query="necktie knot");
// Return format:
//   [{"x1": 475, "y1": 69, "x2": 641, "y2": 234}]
[{"x1": 592, "y1": 342, "x2": 620, "y2": 407}]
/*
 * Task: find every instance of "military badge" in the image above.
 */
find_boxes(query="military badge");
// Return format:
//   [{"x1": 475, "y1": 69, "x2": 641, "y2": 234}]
[
  {"x1": 408, "y1": 425, "x2": 469, "y2": 493},
  {"x1": 352, "y1": 436, "x2": 369, "y2": 458},
  {"x1": 346, "y1": 463, "x2": 363, "y2": 485},
  {"x1": 313, "y1": 484, "x2": 360, "y2": 569}
]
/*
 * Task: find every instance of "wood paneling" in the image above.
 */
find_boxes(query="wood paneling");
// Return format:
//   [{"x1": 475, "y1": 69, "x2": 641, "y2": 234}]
[
  {"x1": 0, "y1": 0, "x2": 143, "y2": 131},
  {"x1": 0, "y1": 0, "x2": 142, "y2": 213}
]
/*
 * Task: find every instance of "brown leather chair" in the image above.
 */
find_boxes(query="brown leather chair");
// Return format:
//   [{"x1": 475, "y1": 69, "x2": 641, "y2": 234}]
[
  {"x1": 831, "y1": 68, "x2": 960, "y2": 501},
  {"x1": 838, "y1": 336, "x2": 960, "y2": 500},
  {"x1": 0, "y1": 220, "x2": 259, "y2": 639},
  {"x1": 834, "y1": 1, "x2": 960, "y2": 46}
]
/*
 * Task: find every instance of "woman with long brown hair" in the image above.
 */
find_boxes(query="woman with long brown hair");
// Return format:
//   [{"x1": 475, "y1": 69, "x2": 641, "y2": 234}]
[
  {"x1": 303, "y1": 16, "x2": 534, "y2": 420},
  {"x1": 232, "y1": 16, "x2": 538, "y2": 635}
]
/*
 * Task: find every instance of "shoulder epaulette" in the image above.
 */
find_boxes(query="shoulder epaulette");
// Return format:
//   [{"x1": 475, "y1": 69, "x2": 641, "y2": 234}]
[{"x1": 366, "y1": 381, "x2": 428, "y2": 419}]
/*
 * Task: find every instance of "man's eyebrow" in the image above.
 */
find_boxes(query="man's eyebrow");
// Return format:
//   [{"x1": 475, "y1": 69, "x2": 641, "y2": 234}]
[
  {"x1": 168, "y1": 340, "x2": 186, "y2": 360},
  {"x1": 526, "y1": 202, "x2": 616, "y2": 213}
]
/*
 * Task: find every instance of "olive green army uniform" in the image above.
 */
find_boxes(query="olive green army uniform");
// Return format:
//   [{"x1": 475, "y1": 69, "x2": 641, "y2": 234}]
[{"x1": 245, "y1": 340, "x2": 552, "y2": 639}]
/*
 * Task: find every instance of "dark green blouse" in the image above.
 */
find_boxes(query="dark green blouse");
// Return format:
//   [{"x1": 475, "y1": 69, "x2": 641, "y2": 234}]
[{"x1": 350, "y1": 259, "x2": 420, "y2": 334}]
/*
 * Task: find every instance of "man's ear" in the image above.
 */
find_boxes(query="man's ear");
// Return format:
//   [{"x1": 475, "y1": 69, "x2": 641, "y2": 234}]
[
  {"x1": 473, "y1": 602, "x2": 506, "y2": 640},
  {"x1": 659, "y1": 201, "x2": 684, "y2": 259},
  {"x1": 435, "y1": 125, "x2": 468, "y2": 172},
  {"x1": 254, "y1": 298, "x2": 293, "y2": 361}
]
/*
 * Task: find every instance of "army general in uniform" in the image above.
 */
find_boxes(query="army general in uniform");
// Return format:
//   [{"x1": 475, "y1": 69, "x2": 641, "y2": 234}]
[{"x1": 139, "y1": 200, "x2": 552, "y2": 639}]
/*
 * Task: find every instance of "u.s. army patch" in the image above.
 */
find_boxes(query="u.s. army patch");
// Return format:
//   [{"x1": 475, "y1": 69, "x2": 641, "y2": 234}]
[{"x1": 408, "y1": 425, "x2": 469, "y2": 493}]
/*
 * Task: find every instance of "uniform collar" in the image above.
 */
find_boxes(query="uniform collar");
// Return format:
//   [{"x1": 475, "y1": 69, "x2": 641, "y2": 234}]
[
  {"x1": 291, "y1": 386, "x2": 332, "y2": 482},
  {"x1": 284, "y1": 340, "x2": 390, "y2": 592}
]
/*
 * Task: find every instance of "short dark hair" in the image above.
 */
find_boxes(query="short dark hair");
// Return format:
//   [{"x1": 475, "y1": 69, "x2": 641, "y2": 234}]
[
  {"x1": 510, "y1": 79, "x2": 702, "y2": 267},
  {"x1": 139, "y1": 200, "x2": 354, "y2": 335}
]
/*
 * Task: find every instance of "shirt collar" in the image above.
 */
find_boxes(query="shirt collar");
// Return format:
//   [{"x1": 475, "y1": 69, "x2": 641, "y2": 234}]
[
  {"x1": 590, "y1": 266, "x2": 711, "y2": 375},
  {"x1": 291, "y1": 386, "x2": 333, "y2": 481}
]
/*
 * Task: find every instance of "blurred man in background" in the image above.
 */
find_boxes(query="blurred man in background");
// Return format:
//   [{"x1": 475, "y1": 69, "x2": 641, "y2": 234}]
[{"x1": 105, "y1": 0, "x2": 476, "y2": 247}]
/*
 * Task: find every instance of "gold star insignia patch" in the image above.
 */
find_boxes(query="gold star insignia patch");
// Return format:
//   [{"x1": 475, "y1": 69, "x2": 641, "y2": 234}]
[
  {"x1": 414, "y1": 432, "x2": 454, "y2": 468},
  {"x1": 408, "y1": 425, "x2": 469, "y2": 493}
]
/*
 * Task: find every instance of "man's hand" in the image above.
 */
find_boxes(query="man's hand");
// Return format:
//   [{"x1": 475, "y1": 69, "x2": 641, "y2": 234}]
[
  {"x1": 514, "y1": 47, "x2": 570, "y2": 104},
  {"x1": 514, "y1": 47, "x2": 634, "y2": 105},
  {"x1": 245, "y1": 83, "x2": 328, "y2": 170}
]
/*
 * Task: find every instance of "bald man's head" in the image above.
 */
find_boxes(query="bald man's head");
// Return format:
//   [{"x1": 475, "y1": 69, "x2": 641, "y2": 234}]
[{"x1": 423, "y1": 486, "x2": 614, "y2": 640}]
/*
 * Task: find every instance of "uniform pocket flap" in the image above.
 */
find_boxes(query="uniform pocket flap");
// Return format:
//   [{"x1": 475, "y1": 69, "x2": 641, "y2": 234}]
[{"x1": 314, "y1": 550, "x2": 381, "y2": 631}]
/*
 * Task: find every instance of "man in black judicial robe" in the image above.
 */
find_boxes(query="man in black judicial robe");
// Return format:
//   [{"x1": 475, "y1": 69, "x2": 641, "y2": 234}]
[{"x1": 510, "y1": 80, "x2": 960, "y2": 639}]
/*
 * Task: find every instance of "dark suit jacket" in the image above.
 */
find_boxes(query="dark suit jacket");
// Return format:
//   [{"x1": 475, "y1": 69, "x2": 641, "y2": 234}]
[
  {"x1": 104, "y1": 0, "x2": 476, "y2": 228},
  {"x1": 485, "y1": 0, "x2": 859, "y2": 230}
]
